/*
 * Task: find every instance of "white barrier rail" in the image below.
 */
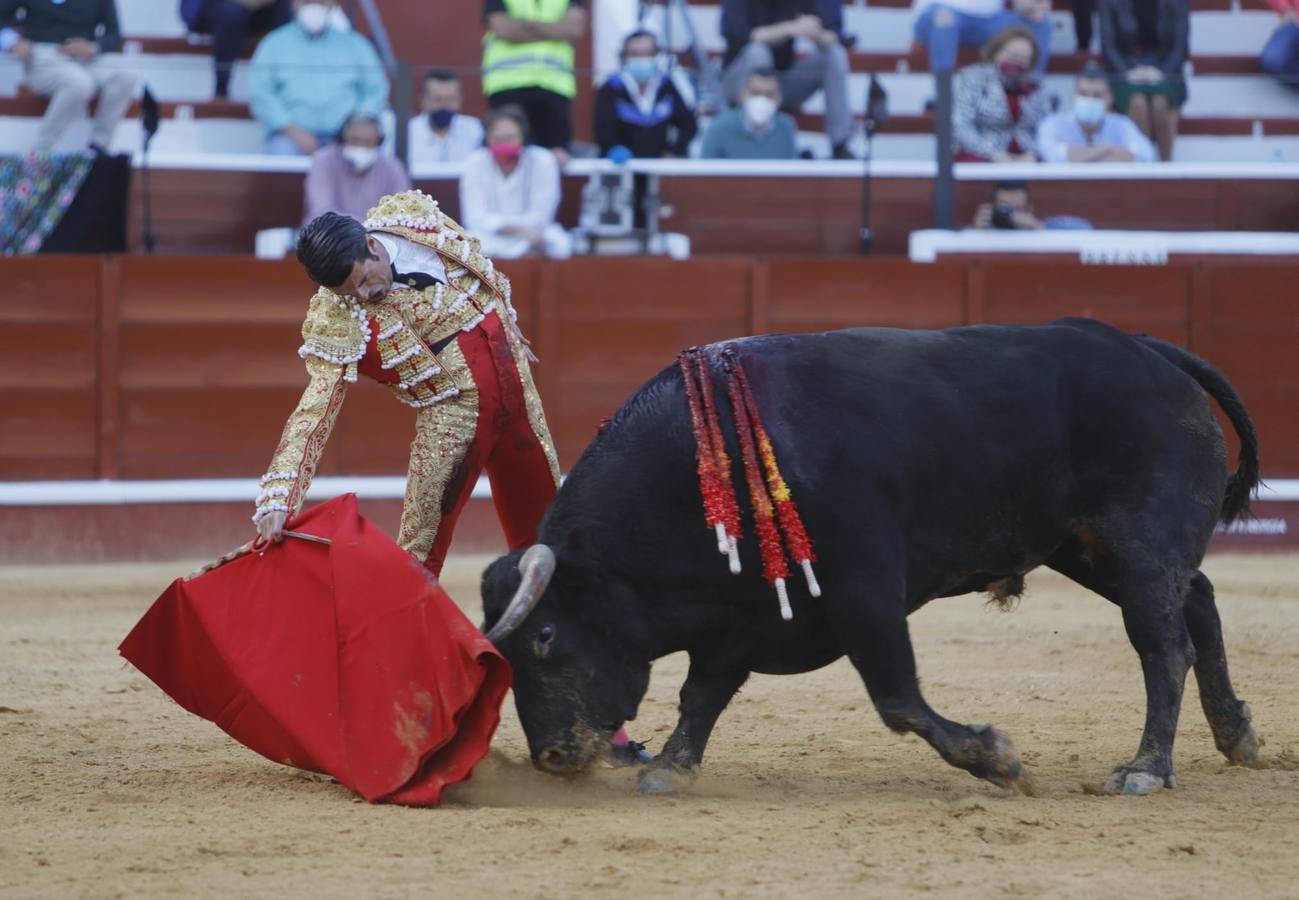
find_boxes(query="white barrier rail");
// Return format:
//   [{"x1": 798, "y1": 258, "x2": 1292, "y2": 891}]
[{"x1": 1, "y1": 477, "x2": 1295, "y2": 506}]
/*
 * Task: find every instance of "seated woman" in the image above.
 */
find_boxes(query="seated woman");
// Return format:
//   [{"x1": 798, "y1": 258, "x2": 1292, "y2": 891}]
[
  {"x1": 1099, "y1": 0, "x2": 1190, "y2": 161},
  {"x1": 952, "y1": 27, "x2": 1051, "y2": 162},
  {"x1": 459, "y1": 107, "x2": 572, "y2": 260}
]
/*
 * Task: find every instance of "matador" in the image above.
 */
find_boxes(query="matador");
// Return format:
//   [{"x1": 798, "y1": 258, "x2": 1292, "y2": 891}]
[{"x1": 253, "y1": 190, "x2": 560, "y2": 576}]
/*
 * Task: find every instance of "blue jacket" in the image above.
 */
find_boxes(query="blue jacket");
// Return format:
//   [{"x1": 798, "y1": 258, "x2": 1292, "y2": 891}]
[{"x1": 249, "y1": 21, "x2": 389, "y2": 135}]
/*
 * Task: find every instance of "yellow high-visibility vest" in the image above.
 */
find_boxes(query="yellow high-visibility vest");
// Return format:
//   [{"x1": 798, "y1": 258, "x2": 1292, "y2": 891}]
[{"x1": 482, "y1": 0, "x2": 576, "y2": 99}]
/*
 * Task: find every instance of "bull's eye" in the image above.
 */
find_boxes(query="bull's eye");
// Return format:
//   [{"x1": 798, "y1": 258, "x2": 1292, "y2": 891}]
[{"x1": 534, "y1": 624, "x2": 556, "y2": 658}]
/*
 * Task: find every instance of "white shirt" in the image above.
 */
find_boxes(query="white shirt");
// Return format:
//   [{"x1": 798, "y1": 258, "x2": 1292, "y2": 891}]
[
  {"x1": 407, "y1": 113, "x2": 485, "y2": 167},
  {"x1": 370, "y1": 231, "x2": 448, "y2": 288},
  {"x1": 458, "y1": 145, "x2": 561, "y2": 238}
]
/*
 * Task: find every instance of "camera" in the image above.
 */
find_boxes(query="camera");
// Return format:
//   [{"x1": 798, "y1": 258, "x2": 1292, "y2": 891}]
[{"x1": 991, "y1": 204, "x2": 1017, "y2": 230}]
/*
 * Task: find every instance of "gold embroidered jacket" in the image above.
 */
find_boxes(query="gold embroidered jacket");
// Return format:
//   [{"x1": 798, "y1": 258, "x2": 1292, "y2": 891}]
[{"x1": 254, "y1": 190, "x2": 534, "y2": 524}]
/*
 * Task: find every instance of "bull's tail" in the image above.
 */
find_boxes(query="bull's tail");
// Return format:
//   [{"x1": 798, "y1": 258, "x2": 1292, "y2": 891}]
[{"x1": 1135, "y1": 335, "x2": 1260, "y2": 523}]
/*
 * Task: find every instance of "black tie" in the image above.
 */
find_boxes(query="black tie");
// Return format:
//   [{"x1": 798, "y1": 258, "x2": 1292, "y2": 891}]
[{"x1": 391, "y1": 264, "x2": 440, "y2": 291}]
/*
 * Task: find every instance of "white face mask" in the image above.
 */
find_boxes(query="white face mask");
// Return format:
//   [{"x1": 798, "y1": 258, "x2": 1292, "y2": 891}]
[
  {"x1": 340, "y1": 145, "x2": 378, "y2": 171},
  {"x1": 1073, "y1": 95, "x2": 1107, "y2": 127},
  {"x1": 743, "y1": 95, "x2": 777, "y2": 128},
  {"x1": 296, "y1": 3, "x2": 329, "y2": 36}
]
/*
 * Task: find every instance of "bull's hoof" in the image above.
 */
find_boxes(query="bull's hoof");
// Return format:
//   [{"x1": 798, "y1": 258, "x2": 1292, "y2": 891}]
[
  {"x1": 1223, "y1": 706, "x2": 1264, "y2": 766},
  {"x1": 968, "y1": 725, "x2": 1034, "y2": 795},
  {"x1": 1105, "y1": 768, "x2": 1175, "y2": 796},
  {"x1": 637, "y1": 766, "x2": 695, "y2": 795}
]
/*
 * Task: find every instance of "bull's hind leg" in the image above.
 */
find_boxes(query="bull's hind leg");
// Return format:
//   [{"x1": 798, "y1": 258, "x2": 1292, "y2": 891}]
[
  {"x1": 1104, "y1": 569, "x2": 1196, "y2": 795},
  {"x1": 830, "y1": 600, "x2": 1031, "y2": 793},
  {"x1": 1050, "y1": 549, "x2": 1201, "y2": 794},
  {"x1": 638, "y1": 659, "x2": 748, "y2": 794},
  {"x1": 1185, "y1": 570, "x2": 1261, "y2": 765}
]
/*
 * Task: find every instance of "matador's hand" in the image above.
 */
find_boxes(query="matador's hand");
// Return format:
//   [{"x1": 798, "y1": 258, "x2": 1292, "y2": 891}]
[{"x1": 257, "y1": 510, "x2": 287, "y2": 544}]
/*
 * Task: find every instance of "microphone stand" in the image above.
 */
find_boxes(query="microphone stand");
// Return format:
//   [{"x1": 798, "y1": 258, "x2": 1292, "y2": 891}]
[
  {"x1": 140, "y1": 87, "x2": 160, "y2": 254},
  {"x1": 859, "y1": 74, "x2": 889, "y2": 256}
]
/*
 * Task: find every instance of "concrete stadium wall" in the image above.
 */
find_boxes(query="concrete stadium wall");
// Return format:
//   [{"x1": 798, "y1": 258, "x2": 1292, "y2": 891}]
[{"x1": 124, "y1": 170, "x2": 1299, "y2": 256}]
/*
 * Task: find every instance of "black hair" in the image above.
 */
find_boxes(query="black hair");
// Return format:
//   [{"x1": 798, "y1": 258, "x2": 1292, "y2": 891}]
[
  {"x1": 748, "y1": 67, "x2": 779, "y2": 82},
  {"x1": 620, "y1": 29, "x2": 659, "y2": 58},
  {"x1": 336, "y1": 110, "x2": 384, "y2": 146},
  {"x1": 484, "y1": 105, "x2": 532, "y2": 143},
  {"x1": 296, "y1": 213, "x2": 376, "y2": 288},
  {"x1": 424, "y1": 68, "x2": 459, "y2": 83},
  {"x1": 993, "y1": 179, "x2": 1031, "y2": 196},
  {"x1": 1077, "y1": 61, "x2": 1109, "y2": 84}
]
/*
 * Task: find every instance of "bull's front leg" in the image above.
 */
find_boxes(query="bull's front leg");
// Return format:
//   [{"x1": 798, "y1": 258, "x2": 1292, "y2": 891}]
[{"x1": 638, "y1": 658, "x2": 748, "y2": 794}]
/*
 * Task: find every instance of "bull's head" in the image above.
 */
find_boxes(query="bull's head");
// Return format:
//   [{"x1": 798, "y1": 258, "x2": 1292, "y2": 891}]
[{"x1": 482, "y1": 545, "x2": 651, "y2": 775}]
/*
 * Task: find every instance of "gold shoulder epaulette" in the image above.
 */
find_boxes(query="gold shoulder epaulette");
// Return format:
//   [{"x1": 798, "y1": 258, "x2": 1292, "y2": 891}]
[{"x1": 297, "y1": 288, "x2": 371, "y2": 382}]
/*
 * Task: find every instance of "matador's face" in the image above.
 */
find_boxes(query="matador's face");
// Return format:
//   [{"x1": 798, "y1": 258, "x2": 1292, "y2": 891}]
[{"x1": 335, "y1": 236, "x2": 393, "y2": 302}]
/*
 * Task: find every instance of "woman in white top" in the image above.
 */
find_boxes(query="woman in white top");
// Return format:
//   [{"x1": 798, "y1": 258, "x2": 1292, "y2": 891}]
[{"x1": 459, "y1": 107, "x2": 572, "y2": 260}]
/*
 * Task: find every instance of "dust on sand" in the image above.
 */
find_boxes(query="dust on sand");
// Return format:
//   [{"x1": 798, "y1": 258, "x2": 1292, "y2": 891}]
[{"x1": 2, "y1": 554, "x2": 1298, "y2": 898}]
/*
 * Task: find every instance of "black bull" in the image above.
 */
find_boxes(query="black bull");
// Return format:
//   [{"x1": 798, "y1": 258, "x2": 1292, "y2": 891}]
[{"x1": 482, "y1": 318, "x2": 1263, "y2": 795}]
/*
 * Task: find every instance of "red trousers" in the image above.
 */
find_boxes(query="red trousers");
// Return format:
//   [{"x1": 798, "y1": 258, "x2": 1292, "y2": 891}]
[{"x1": 397, "y1": 311, "x2": 559, "y2": 576}]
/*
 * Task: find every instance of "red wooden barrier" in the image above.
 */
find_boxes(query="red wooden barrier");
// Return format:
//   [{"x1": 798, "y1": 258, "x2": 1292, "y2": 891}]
[{"x1": 2, "y1": 255, "x2": 1296, "y2": 481}]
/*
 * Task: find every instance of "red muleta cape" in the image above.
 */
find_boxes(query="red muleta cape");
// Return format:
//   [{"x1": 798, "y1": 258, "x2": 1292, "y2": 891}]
[{"x1": 119, "y1": 494, "x2": 511, "y2": 805}]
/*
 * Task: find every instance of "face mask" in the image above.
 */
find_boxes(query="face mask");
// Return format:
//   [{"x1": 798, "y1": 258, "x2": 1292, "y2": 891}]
[
  {"x1": 743, "y1": 95, "x2": 777, "y2": 128},
  {"x1": 489, "y1": 140, "x2": 522, "y2": 166},
  {"x1": 340, "y1": 145, "x2": 378, "y2": 171},
  {"x1": 428, "y1": 108, "x2": 455, "y2": 130},
  {"x1": 296, "y1": 3, "x2": 328, "y2": 36},
  {"x1": 623, "y1": 57, "x2": 658, "y2": 84},
  {"x1": 327, "y1": 6, "x2": 350, "y2": 32},
  {"x1": 1074, "y1": 95, "x2": 1107, "y2": 126},
  {"x1": 998, "y1": 61, "x2": 1028, "y2": 84}
]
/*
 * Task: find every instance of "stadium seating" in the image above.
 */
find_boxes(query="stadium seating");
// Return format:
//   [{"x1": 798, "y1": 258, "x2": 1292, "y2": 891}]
[{"x1": 4, "y1": 0, "x2": 1299, "y2": 160}]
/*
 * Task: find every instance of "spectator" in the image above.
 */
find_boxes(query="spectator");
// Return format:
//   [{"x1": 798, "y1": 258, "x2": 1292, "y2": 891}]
[
  {"x1": 1099, "y1": 0, "x2": 1189, "y2": 161},
  {"x1": 700, "y1": 68, "x2": 798, "y2": 160},
  {"x1": 952, "y1": 27, "x2": 1051, "y2": 162},
  {"x1": 720, "y1": 0, "x2": 855, "y2": 158},
  {"x1": 482, "y1": 0, "x2": 586, "y2": 162},
  {"x1": 249, "y1": 0, "x2": 388, "y2": 156},
  {"x1": 1, "y1": 0, "x2": 136, "y2": 153},
  {"x1": 182, "y1": 0, "x2": 292, "y2": 98},
  {"x1": 1036, "y1": 64, "x2": 1156, "y2": 162},
  {"x1": 972, "y1": 180, "x2": 1092, "y2": 229},
  {"x1": 302, "y1": 111, "x2": 410, "y2": 226},
  {"x1": 460, "y1": 107, "x2": 571, "y2": 259},
  {"x1": 1259, "y1": 1, "x2": 1299, "y2": 88},
  {"x1": 913, "y1": 0, "x2": 1054, "y2": 77},
  {"x1": 407, "y1": 69, "x2": 484, "y2": 167},
  {"x1": 594, "y1": 30, "x2": 696, "y2": 158}
]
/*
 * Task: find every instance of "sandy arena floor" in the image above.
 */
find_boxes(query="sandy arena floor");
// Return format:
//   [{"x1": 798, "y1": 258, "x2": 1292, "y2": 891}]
[{"x1": 2, "y1": 553, "x2": 1298, "y2": 899}]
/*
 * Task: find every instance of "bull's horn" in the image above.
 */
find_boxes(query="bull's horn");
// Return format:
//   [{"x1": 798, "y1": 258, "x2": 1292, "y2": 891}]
[{"x1": 485, "y1": 544, "x2": 556, "y2": 643}]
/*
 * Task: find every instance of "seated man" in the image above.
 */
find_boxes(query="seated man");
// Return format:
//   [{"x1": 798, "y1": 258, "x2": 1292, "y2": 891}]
[
  {"x1": 1035, "y1": 64, "x2": 1156, "y2": 162},
  {"x1": 182, "y1": 0, "x2": 292, "y2": 97},
  {"x1": 1, "y1": 0, "x2": 136, "y2": 153},
  {"x1": 700, "y1": 68, "x2": 797, "y2": 160},
  {"x1": 302, "y1": 111, "x2": 411, "y2": 226},
  {"x1": 913, "y1": 0, "x2": 1054, "y2": 76},
  {"x1": 720, "y1": 0, "x2": 854, "y2": 159},
  {"x1": 594, "y1": 29, "x2": 697, "y2": 159},
  {"x1": 972, "y1": 179, "x2": 1092, "y2": 230},
  {"x1": 460, "y1": 107, "x2": 571, "y2": 259},
  {"x1": 249, "y1": 0, "x2": 389, "y2": 155},
  {"x1": 407, "y1": 68, "x2": 484, "y2": 167}
]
